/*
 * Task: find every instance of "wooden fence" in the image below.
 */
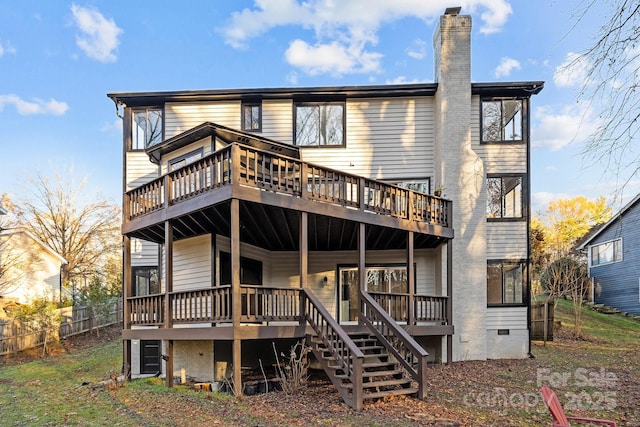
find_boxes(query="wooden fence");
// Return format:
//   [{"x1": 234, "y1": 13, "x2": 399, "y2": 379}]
[
  {"x1": 0, "y1": 299, "x2": 123, "y2": 356},
  {"x1": 530, "y1": 300, "x2": 555, "y2": 342}
]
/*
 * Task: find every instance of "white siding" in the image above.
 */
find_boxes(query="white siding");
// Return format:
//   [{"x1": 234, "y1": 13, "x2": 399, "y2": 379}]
[
  {"x1": 165, "y1": 102, "x2": 239, "y2": 139},
  {"x1": 486, "y1": 222, "x2": 527, "y2": 259},
  {"x1": 300, "y1": 97, "x2": 435, "y2": 181},
  {"x1": 126, "y1": 151, "x2": 158, "y2": 190},
  {"x1": 131, "y1": 238, "x2": 159, "y2": 266},
  {"x1": 486, "y1": 306, "x2": 528, "y2": 329},
  {"x1": 261, "y1": 100, "x2": 293, "y2": 143},
  {"x1": 173, "y1": 235, "x2": 211, "y2": 291},
  {"x1": 215, "y1": 236, "x2": 273, "y2": 286},
  {"x1": 486, "y1": 307, "x2": 528, "y2": 359},
  {"x1": 161, "y1": 136, "x2": 213, "y2": 174}
]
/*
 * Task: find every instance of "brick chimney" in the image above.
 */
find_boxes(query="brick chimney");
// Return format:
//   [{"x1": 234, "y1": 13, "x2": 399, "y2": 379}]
[{"x1": 433, "y1": 8, "x2": 488, "y2": 362}]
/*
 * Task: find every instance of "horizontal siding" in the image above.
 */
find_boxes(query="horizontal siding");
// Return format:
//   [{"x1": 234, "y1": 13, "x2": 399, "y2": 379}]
[
  {"x1": 173, "y1": 235, "x2": 211, "y2": 291},
  {"x1": 126, "y1": 151, "x2": 159, "y2": 190},
  {"x1": 486, "y1": 306, "x2": 528, "y2": 329},
  {"x1": 301, "y1": 97, "x2": 435, "y2": 181},
  {"x1": 261, "y1": 100, "x2": 293, "y2": 144},
  {"x1": 131, "y1": 239, "x2": 159, "y2": 266},
  {"x1": 486, "y1": 222, "x2": 527, "y2": 259},
  {"x1": 165, "y1": 102, "x2": 240, "y2": 139},
  {"x1": 589, "y1": 202, "x2": 640, "y2": 314}
]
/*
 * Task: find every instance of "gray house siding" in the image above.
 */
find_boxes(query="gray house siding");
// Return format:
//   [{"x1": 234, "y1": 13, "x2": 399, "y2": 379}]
[{"x1": 586, "y1": 198, "x2": 640, "y2": 315}]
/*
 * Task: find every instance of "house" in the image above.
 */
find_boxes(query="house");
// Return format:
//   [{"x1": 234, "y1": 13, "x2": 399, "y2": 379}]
[
  {"x1": 108, "y1": 8, "x2": 543, "y2": 409},
  {"x1": 577, "y1": 194, "x2": 640, "y2": 315},
  {"x1": 0, "y1": 227, "x2": 67, "y2": 315}
]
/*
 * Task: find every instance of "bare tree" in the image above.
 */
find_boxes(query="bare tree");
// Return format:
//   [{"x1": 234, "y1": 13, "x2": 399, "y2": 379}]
[
  {"x1": 571, "y1": 1, "x2": 640, "y2": 191},
  {"x1": 15, "y1": 173, "x2": 121, "y2": 300}
]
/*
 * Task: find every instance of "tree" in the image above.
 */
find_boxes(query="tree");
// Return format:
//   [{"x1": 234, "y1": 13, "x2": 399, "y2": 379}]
[
  {"x1": 570, "y1": 1, "x2": 640, "y2": 189},
  {"x1": 15, "y1": 173, "x2": 121, "y2": 300},
  {"x1": 540, "y1": 257, "x2": 590, "y2": 336},
  {"x1": 13, "y1": 297, "x2": 62, "y2": 356},
  {"x1": 541, "y1": 196, "x2": 611, "y2": 257},
  {"x1": 76, "y1": 274, "x2": 120, "y2": 337}
]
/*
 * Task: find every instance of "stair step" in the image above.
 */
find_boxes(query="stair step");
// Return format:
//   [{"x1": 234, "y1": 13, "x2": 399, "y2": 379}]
[
  {"x1": 336, "y1": 369, "x2": 403, "y2": 380},
  {"x1": 363, "y1": 387, "x2": 419, "y2": 400},
  {"x1": 327, "y1": 360, "x2": 396, "y2": 371},
  {"x1": 342, "y1": 378, "x2": 412, "y2": 390}
]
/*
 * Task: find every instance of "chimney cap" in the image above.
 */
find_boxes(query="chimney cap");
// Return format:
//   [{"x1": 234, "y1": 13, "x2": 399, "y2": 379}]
[{"x1": 444, "y1": 6, "x2": 462, "y2": 15}]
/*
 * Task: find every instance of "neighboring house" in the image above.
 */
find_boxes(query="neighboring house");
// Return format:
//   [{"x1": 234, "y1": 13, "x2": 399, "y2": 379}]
[
  {"x1": 577, "y1": 194, "x2": 640, "y2": 315},
  {"x1": 0, "y1": 227, "x2": 67, "y2": 314},
  {"x1": 108, "y1": 9, "x2": 543, "y2": 409}
]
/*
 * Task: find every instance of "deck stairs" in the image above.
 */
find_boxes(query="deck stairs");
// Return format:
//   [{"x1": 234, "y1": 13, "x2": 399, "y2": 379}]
[{"x1": 309, "y1": 332, "x2": 419, "y2": 404}]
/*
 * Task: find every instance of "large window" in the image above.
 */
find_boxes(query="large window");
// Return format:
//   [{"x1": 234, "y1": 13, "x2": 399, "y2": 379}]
[
  {"x1": 132, "y1": 266, "x2": 159, "y2": 296},
  {"x1": 295, "y1": 102, "x2": 345, "y2": 147},
  {"x1": 168, "y1": 148, "x2": 203, "y2": 171},
  {"x1": 132, "y1": 108, "x2": 163, "y2": 150},
  {"x1": 482, "y1": 99, "x2": 523, "y2": 143},
  {"x1": 590, "y1": 238, "x2": 622, "y2": 267},
  {"x1": 487, "y1": 261, "x2": 526, "y2": 305},
  {"x1": 487, "y1": 175, "x2": 524, "y2": 219},
  {"x1": 241, "y1": 102, "x2": 262, "y2": 132}
]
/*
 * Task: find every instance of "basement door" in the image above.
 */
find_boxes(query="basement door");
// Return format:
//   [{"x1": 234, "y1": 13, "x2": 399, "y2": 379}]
[{"x1": 140, "y1": 340, "x2": 161, "y2": 374}]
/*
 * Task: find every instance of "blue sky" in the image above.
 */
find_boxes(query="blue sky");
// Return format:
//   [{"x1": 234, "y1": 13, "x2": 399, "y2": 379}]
[{"x1": 1, "y1": 0, "x2": 637, "y2": 214}]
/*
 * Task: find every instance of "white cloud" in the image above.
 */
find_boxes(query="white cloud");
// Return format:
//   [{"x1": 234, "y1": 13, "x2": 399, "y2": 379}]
[
  {"x1": 494, "y1": 57, "x2": 520, "y2": 77},
  {"x1": 222, "y1": 1, "x2": 512, "y2": 76},
  {"x1": 531, "y1": 103, "x2": 600, "y2": 151},
  {"x1": 285, "y1": 39, "x2": 382, "y2": 76},
  {"x1": 385, "y1": 76, "x2": 425, "y2": 84},
  {"x1": 407, "y1": 39, "x2": 427, "y2": 60},
  {"x1": 70, "y1": 4, "x2": 122, "y2": 63},
  {"x1": 554, "y1": 52, "x2": 590, "y2": 88},
  {"x1": 0, "y1": 94, "x2": 69, "y2": 115},
  {"x1": 0, "y1": 40, "x2": 17, "y2": 57}
]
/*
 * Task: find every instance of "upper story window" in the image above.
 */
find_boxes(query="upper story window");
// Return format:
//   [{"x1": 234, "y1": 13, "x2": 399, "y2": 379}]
[
  {"x1": 487, "y1": 260, "x2": 526, "y2": 305},
  {"x1": 482, "y1": 99, "x2": 523, "y2": 143},
  {"x1": 241, "y1": 102, "x2": 262, "y2": 132},
  {"x1": 132, "y1": 107, "x2": 163, "y2": 150},
  {"x1": 590, "y1": 238, "x2": 622, "y2": 267},
  {"x1": 294, "y1": 102, "x2": 345, "y2": 147},
  {"x1": 389, "y1": 179, "x2": 431, "y2": 194},
  {"x1": 487, "y1": 175, "x2": 524, "y2": 219}
]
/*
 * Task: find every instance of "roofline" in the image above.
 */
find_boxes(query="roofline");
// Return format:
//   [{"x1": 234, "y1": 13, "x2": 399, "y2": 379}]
[
  {"x1": 577, "y1": 193, "x2": 640, "y2": 249},
  {"x1": 107, "y1": 81, "x2": 544, "y2": 107},
  {"x1": 0, "y1": 228, "x2": 68, "y2": 265}
]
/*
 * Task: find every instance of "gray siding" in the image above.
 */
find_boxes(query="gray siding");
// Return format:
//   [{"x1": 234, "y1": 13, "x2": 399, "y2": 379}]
[{"x1": 588, "y1": 199, "x2": 640, "y2": 314}]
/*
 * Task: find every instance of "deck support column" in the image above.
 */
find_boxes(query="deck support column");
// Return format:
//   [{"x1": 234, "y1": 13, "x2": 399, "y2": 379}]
[
  {"x1": 231, "y1": 199, "x2": 242, "y2": 395},
  {"x1": 407, "y1": 231, "x2": 415, "y2": 325},
  {"x1": 299, "y1": 211, "x2": 308, "y2": 326},
  {"x1": 446, "y1": 240, "x2": 453, "y2": 364},
  {"x1": 164, "y1": 220, "x2": 174, "y2": 387},
  {"x1": 358, "y1": 223, "x2": 366, "y2": 325},
  {"x1": 123, "y1": 235, "x2": 132, "y2": 379}
]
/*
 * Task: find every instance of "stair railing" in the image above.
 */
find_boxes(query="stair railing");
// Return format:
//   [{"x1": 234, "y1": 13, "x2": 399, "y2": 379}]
[
  {"x1": 360, "y1": 291, "x2": 428, "y2": 399},
  {"x1": 301, "y1": 289, "x2": 364, "y2": 410}
]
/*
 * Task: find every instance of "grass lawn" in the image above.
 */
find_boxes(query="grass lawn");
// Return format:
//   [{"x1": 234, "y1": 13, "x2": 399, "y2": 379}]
[{"x1": 1, "y1": 300, "x2": 638, "y2": 426}]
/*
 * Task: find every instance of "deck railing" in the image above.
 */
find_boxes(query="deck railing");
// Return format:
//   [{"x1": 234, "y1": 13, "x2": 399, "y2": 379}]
[
  {"x1": 126, "y1": 286, "x2": 447, "y2": 327},
  {"x1": 125, "y1": 143, "x2": 450, "y2": 228}
]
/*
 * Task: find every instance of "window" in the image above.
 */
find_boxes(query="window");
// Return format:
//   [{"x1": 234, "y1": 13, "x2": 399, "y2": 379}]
[
  {"x1": 487, "y1": 175, "x2": 523, "y2": 219},
  {"x1": 590, "y1": 238, "x2": 622, "y2": 267},
  {"x1": 295, "y1": 102, "x2": 345, "y2": 147},
  {"x1": 482, "y1": 99, "x2": 523, "y2": 143},
  {"x1": 168, "y1": 148, "x2": 203, "y2": 171},
  {"x1": 132, "y1": 266, "x2": 159, "y2": 296},
  {"x1": 219, "y1": 252, "x2": 263, "y2": 285},
  {"x1": 241, "y1": 102, "x2": 262, "y2": 131},
  {"x1": 132, "y1": 108, "x2": 163, "y2": 150},
  {"x1": 487, "y1": 261, "x2": 526, "y2": 305},
  {"x1": 389, "y1": 179, "x2": 431, "y2": 194}
]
